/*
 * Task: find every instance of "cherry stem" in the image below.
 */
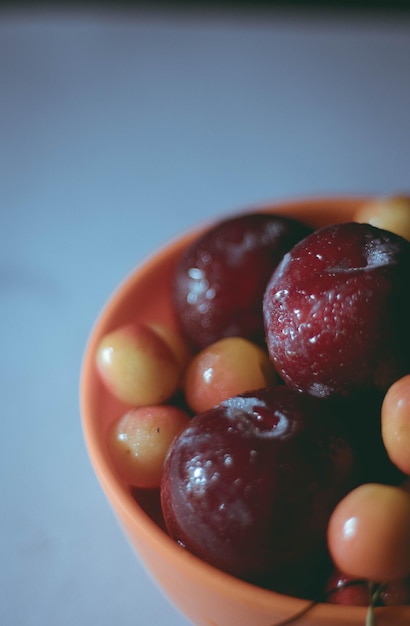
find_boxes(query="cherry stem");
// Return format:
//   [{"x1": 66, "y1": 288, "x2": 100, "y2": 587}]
[
  {"x1": 365, "y1": 582, "x2": 384, "y2": 626},
  {"x1": 366, "y1": 603, "x2": 376, "y2": 626},
  {"x1": 268, "y1": 580, "x2": 386, "y2": 626}
]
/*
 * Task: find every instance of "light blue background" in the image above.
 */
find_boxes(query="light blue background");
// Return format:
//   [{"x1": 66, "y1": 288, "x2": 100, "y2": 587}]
[{"x1": 1, "y1": 6, "x2": 410, "y2": 625}]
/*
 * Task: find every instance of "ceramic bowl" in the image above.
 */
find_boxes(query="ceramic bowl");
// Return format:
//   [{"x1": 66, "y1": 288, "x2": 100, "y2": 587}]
[{"x1": 81, "y1": 196, "x2": 410, "y2": 626}]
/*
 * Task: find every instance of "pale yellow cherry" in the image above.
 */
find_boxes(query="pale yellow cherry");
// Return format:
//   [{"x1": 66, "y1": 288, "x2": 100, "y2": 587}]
[
  {"x1": 327, "y1": 483, "x2": 410, "y2": 583},
  {"x1": 184, "y1": 336, "x2": 277, "y2": 413},
  {"x1": 149, "y1": 322, "x2": 192, "y2": 372},
  {"x1": 382, "y1": 374, "x2": 410, "y2": 476},
  {"x1": 96, "y1": 323, "x2": 184, "y2": 406},
  {"x1": 354, "y1": 195, "x2": 410, "y2": 241},
  {"x1": 108, "y1": 405, "x2": 190, "y2": 488}
]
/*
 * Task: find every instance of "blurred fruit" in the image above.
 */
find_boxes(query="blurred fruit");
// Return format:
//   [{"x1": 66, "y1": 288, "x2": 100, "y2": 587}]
[
  {"x1": 325, "y1": 569, "x2": 371, "y2": 606},
  {"x1": 355, "y1": 195, "x2": 410, "y2": 241},
  {"x1": 108, "y1": 405, "x2": 190, "y2": 488},
  {"x1": 173, "y1": 212, "x2": 312, "y2": 350},
  {"x1": 96, "y1": 323, "x2": 185, "y2": 405}
]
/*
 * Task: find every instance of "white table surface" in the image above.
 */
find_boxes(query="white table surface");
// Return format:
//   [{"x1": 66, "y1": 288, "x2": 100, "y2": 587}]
[{"x1": 1, "y1": 5, "x2": 410, "y2": 626}]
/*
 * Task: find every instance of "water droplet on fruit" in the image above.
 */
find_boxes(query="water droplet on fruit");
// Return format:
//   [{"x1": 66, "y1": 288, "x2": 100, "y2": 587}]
[
  {"x1": 199, "y1": 251, "x2": 212, "y2": 265},
  {"x1": 188, "y1": 267, "x2": 205, "y2": 280},
  {"x1": 308, "y1": 382, "x2": 333, "y2": 398},
  {"x1": 203, "y1": 367, "x2": 213, "y2": 384},
  {"x1": 198, "y1": 302, "x2": 210, "y2": 315},
  {"x1": 187, "y1": 268, "x2": 209, "y2": 305},
  {"x1": 343, "y1": 516, "x2": 357, "y2": 539},
  {"x1": 100, "y1": 344, "x2": 114, "y2": 365},
  {"x1": 365, "y1": 238, "x2": 401, "y2": 267},
  {"x1": 191, "y1": 466, "x2": 206, "y2": 490}
]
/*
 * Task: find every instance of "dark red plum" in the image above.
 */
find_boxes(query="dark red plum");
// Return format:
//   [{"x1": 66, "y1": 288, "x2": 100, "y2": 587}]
[
  {"x1": 325, "y1": 569, "x2": 410, "y2": 607},
  {"x1": 325, "y1": 569, "x2": 371, "y2": 606},
  {"x1": 160, "y1": 386, "x2": 358, "y2": 587},
  {"x1": 173, "y1": 213, "x2": 312, "y2": 350},
  {"x1": 381, "y1": 577, "x2": 410, "y2": 606},
  {"x1": 264, "y1": 222, "x2": 410, "y2": 399}
]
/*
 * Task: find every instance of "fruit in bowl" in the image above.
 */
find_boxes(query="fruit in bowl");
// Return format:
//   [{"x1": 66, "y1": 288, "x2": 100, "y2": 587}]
[
  {"x1": 161, "y1": 386, "x2": 358, "y2": 593},
  {"x1": 81, "y1": 196, "x2": 410, "y2": 626},
  {"x1": 264, "y1": 221, "x2": 410, "y2": 399}
]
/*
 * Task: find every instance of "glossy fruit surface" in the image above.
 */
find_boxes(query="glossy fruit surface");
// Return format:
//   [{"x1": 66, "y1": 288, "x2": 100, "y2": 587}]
[
  {"x1": 264, "y1": 222, "x2": 410, "y2": 399},
  {"x1": 324, "y1": 571, "x2": 410, "y2": 607},
  {"x1": 380, "y1": 577, "x2": 410, "y2": 606},
  {"x1": 382, "y1": 374, "x2": 410, "y2": 475},
  {"x1": 96, "y1": 323, "x2": 184, "y2": 406},
  {"x1": 108, "y1": 405, "x2": 190, "y2": 488},
  {"x1": 173, "y1": 212, "x2": 312, "y2": 350},
  {"x1": 183, "y1": 336, "x2": 277, "y2": 413},
  {"x1": 161, "y1": 386, "x2": 357, "y2": 586},
  {"x1": 325, "y1": 570, "x2": 370, "y2": 606},
  {"x1": 327, "y1": 483, "x2": 410, "y2": 583},
  {"x1": 82, "y1": 197, "x2": 410, "y2": 626}
]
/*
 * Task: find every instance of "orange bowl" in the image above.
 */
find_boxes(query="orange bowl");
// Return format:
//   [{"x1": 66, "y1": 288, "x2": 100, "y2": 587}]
[{"x1": 81, "y1": 197, "x2": 410, "y2": 626}]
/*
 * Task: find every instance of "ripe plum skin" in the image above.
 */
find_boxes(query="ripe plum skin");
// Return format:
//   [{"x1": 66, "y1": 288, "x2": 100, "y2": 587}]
[
  {"x1": 160, "y1": 386, "x2": 358, "y2": 586},
  {"x1": 264, "y1": 222, "x2": 410, "y2": 399},
  {"x1": 325, "y1": 569, "x2": 371, "y2": 606},
  {"x1": 173, "y1": 213, "x2": 312, "y2": 350}
]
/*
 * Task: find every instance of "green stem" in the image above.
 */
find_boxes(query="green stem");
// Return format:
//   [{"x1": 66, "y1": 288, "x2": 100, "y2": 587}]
[
  {"x1": 365, "y1": 603, "x2": 376, "y2": 626},
  {"x1": 365, "y1": 581, "x2": 384, "y2": 626}
]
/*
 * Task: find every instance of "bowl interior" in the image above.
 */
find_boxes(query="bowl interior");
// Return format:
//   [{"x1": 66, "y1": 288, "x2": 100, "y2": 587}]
[
  {"x1": 81, "y1": 196, "x2": 410, "y2": 626},
  {"x1": 82, "y1": 196, "x2": 361, "y2": 484}
]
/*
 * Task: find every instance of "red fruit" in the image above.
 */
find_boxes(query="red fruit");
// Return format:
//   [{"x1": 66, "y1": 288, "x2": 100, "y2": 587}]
[
  {"x1": 160, "y1": 386, "x2": 357, "y2": 586},
  {"x1": 131, "y1": 488, "x2": 167, "y2": 533},
  {"x1": 381, "y1": 577, "x2": 410, "y2": 606},
  {"x1": 325, "y1": 569, "x2": 410, "y2": 607},
  {"x1": 264, "y1": 222, "x2": 410, "y2": 398},
  {"x1": 173, "y1": 213, "x2": 312, "y2": 350},
  {"x1": 325, "y1": 569, "x2": 371, "y2": 606}
]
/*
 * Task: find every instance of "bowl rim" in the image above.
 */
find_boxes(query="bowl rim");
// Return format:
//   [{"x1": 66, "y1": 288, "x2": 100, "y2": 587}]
[{"x1": 80, "y1": 195, "x2": 410, "y2": 624}]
